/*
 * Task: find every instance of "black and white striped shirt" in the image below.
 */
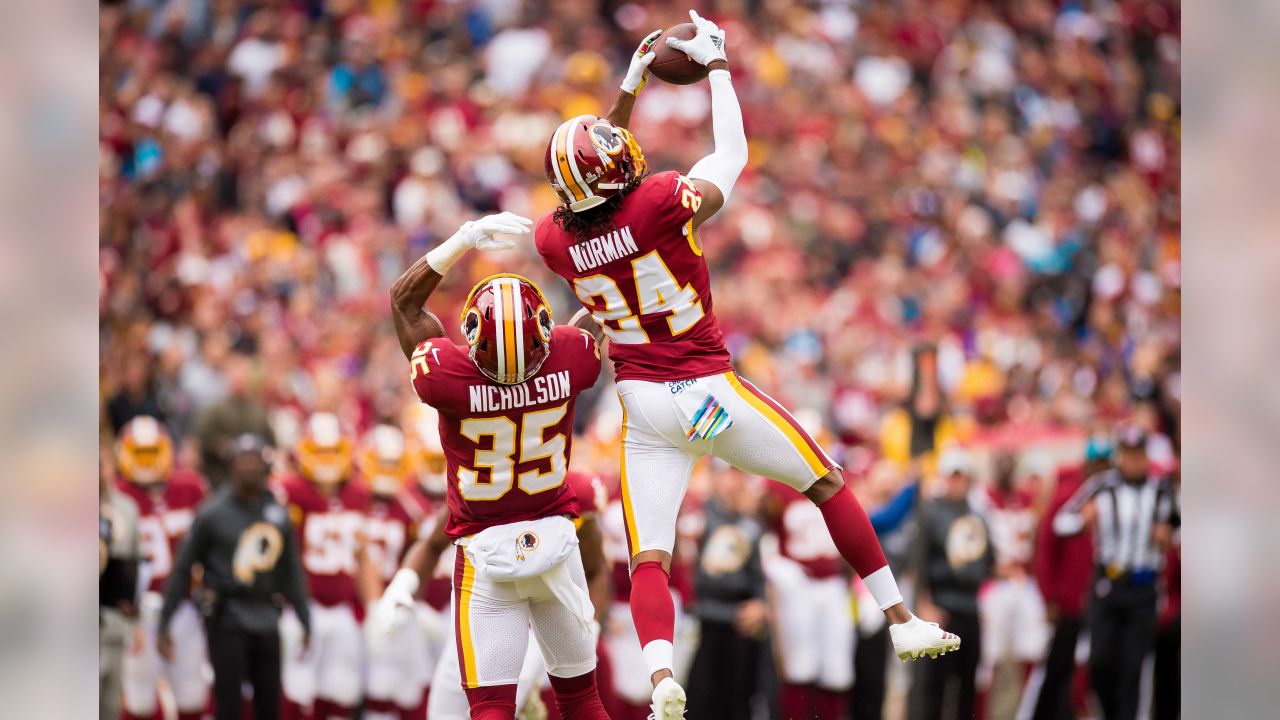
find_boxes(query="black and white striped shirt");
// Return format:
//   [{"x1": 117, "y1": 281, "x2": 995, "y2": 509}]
[{"x1": 1053, "y1": 469, "x2": 1178, "y2": 574}]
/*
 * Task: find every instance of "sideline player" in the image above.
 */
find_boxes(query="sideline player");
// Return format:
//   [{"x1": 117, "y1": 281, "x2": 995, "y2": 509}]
[
  {"x1": 372, "y1": 212, "x2": 610, "y2": 720},
  {"x1": 276, "y1": 412, "x2": 381, "y2": 720},
  {"x1": 532, "y1": 11, "x2": 959, "y2": 716},
  {"x1": 114, "y1": 416, "x2": 210, "y2": 720},
  {"x1": 360, "y1": 424, "x2": 432, "y2": 719}
]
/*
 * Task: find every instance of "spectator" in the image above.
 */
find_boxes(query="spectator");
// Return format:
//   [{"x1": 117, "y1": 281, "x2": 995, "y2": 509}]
[
  {"x1": 685, "y1": 466, "x2": 768, "y2": 720},
  {"x1": 106, "y1": 362, "x2": 163, "y2": 436},
  {"x1": 881, "y1": 343, "x2": 962, "y2": 474},
  {"x1": 194, "y1": 353, "x2": 274, "y2": 489},
  {"x1": 911, "y1": 447, "x2": 995, "y2": 720}
]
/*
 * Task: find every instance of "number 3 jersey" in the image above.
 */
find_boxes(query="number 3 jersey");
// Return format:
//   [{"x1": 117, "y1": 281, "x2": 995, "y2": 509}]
[
  {"x1": 535, "y1": 170, "x2": 733, "y2": 383},
  {"x1": 409, "y1": 325, "x2": 601, "y2": 539}
]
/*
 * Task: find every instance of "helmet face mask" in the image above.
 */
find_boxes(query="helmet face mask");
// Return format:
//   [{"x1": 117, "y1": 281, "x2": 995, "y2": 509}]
[
  {"x1": 358, "y1": 425, "x2": 410, "y2": 496},
  {"x1": 459, "y1": 274, "x2": 554, "y2": 386},
  {"x1": 297, "y1": 412, "x2": 352, "y2": 486},
  {"x1": 545, "y1": 116, "x2": 647, "y2": 213},
  {"x1": 117, "y1": 416, "x2": 174, "y2": 486}
]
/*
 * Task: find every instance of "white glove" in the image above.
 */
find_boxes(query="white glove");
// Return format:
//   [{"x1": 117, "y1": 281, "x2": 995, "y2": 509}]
[
  {"x1": 425, "y1": 211, "x2": 533, "y2": 274},
  {"x1": 620, "y1": 29, "x2": 663, "y2": 95},
  {"x1": 367, "y1": 568, "x2": 419, "y2": 644},
  {"x1": 665, "y1": 9, "x2": 727, "y2": 67}
]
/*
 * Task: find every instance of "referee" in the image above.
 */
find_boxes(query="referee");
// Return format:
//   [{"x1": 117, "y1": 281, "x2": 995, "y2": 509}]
[
  {"x1": 1053, "y1": 425, "x2": 1178, "y2": 720},
  {"x1": 157, "y1": 434, "x2": 311, "y2": 720}
]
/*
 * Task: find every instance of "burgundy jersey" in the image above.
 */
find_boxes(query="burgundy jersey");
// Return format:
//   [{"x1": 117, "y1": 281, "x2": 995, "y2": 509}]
[
  {"x1": 116, "y1": 470, "x2": 208, "y2": 593},
  {"x1": 536, "y1": 170, "x2": 733, "y2": 382},
  {"x1": 277, "y1": 473, "x2": 371, "y2": 608},
  {"x1": 404, "y1": 484, "x2": 453, "y2": 610},
  {"x1": 409, "y1": 325, "x2": 600, "y2": 538},
  {"x1": 366, "y1": 491, "x2": 419, "y2": 583},
  {"x1": 985, "y1": 487, "x2": 1038, "y2": 569},
  {"x1": 566, "y1": 469, "x2": 608, "y2": 519},
  {"x1": 768, "y1": 483, "x2": 844, "y2": 579}
]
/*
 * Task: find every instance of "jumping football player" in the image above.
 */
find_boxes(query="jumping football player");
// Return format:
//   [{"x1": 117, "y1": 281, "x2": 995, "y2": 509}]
[
  {"x1": 374, "y1": 212, "x2": 611, "y2": 720},
  {"x1": 531, "y1": 11, "x2": 960, "y2": 717},
  {"x1": 114, "y1": 416, "x2": 210, "y2": 720},
  {"x1": 276, "y1": 412, "x2": 382, "y2": 720}
]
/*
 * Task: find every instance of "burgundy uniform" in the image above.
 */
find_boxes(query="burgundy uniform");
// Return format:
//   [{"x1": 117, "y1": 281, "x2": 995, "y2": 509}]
[
  {"x1": 116, "y1": 469, "x2": 208, "y2": 593},
  {"x1": 403, "y1": 483, "x2": 453, "y2": 610},
  {"x1": 366, "y1": 491, "x2": 419, "y2": 582},
  {"x1": 535, "y1": 170, "x2": 733, "y2": 382},
  {"x1": 768, "y1": 483, "x2": 844, "y2": 579},
  {"x1": 409, "y1": 325, "x2": 601, "y2": 538},
  {"x1": 986, "y1": 486, "x2": 1039, "y2": 570},
  {"x1": 277, "y1": 473, "x2": 370, "y2": 608}
]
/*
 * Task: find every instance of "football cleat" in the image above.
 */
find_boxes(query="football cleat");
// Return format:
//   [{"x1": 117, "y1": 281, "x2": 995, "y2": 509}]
[
  {"x1": 648, "y1": 676, "x2": 687, "y2": 720},
  {"x1": 889, "y1": 615, "x2": 962, "y2": 661},
  {"x1": 545, "y1": 115, "x2": 648, "y2": 212}
]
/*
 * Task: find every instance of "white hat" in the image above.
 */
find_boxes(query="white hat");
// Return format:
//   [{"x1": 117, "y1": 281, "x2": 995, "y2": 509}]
[{"x1": 938, "y1": 446, "x2": 974, "y2": 477}]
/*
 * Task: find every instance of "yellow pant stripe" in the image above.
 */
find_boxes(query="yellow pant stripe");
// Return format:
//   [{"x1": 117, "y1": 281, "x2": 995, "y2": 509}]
[
  {"x1": 724, "y1": 373, "x2": 829, "y2": 477},
  {"x1": 618, "y1": 398, "x2": 641, "y2": 556},
  {"x1": 459, "y1": 554, "x2": 479, "y2": 687}
]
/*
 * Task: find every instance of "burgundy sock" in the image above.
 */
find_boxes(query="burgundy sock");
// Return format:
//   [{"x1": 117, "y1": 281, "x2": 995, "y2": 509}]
[
  {"x1": 779, "y1": 682, "x2": 810, "y2": 720},
  {"x1": 817, "y1": 483, "x2": 889, "y2": 578},
  {"x1": 364, "y1": 697, "x2": 397, "y2": 716},
  {"x1": 465, "y1": 684, "x2": 518, "y2": 720},
  {"x1": 812, "y1": 687, "x2": 847, "y2": 719},
  {"x1": 313, "y1": 699, "x2": 354, "y2": 719},
  {"x1": 176, "y1": 712, "x2": 203, "y2": 720},
  {"x1": 629, "y1": 561, "x2": 675, "y2": 666},
  {"x1": 402, "y1": 689, "x2": 427, "y2": 720},
  {"x1": 281, "y1": 699, "x2": 312, "y2": 720},
  {"x1": 549, "y1": 671, "x2": 611, "y2": 720}
]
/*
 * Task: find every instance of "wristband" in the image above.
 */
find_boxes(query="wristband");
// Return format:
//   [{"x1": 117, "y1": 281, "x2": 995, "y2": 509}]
[{"x1": 424, "y1": 232, "x2": 470, "y2": 275}]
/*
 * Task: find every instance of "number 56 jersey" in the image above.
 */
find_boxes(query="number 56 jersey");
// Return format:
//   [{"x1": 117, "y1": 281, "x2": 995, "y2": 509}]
[
  {"x1": 535, "y1": 170, "x2": 733, "y2": 383},
  {"x1": 409, "y1": 325, "x2": 601, "y2": 539}
]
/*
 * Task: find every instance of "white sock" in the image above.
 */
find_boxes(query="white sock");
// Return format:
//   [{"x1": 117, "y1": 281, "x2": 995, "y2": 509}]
[
  {"x1": 864, "y1": 565, "x2": 905, "y2": 611},
  {"x1": 641, "y1": 639, "x2": 674, "y2": 679}
]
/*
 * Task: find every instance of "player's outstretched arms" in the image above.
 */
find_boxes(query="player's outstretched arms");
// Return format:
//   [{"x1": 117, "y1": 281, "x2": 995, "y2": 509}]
[
  {"x1": 606, "y1": 29, "x2": 663, "y2": 128},
  {"x1": 390, "y1": 212, "x2": 533, "y2": 359},
  {"x1": 669, "y1": 10, "x2": 745, "y2": 229}
]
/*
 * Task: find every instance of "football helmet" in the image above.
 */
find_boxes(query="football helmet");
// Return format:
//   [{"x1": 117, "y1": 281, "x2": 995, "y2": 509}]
[
  {"x1": 545, "y1": 115, "x2": 647, "y2": 212},
  {"x1": 460, "y1": 273, "x2": 554, "y2": 385},
  {"x1": 295, "y1": 412, "x2": 353, "y2": 486},
  {"x1": 116, "y1": 415, "x2": 173, "y2": 485},
  {"x1": 406, "y1": 404, "x2": 447, "y2": 496},
  {"x1": 358, "y1": 424, "x2": 411, "y2": 496}
]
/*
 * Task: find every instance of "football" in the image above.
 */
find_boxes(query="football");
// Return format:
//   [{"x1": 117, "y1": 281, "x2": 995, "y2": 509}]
[{"x1": 649, "y1": 23, "x2": 709, "y2": 85}]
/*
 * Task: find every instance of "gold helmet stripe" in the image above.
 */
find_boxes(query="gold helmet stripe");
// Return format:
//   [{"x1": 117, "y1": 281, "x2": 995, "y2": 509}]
[
  {"x1": 554, "y1": 118, "x2": 588, "y2": 202},
  {"x1": 501, "y1": 278, "x2": 520, "y2": 380},
  {"x1": 491, "y1": 278, "x2": 507, "y2": 380},
  {"x1": 562, "y1": 115, "x2": 596, "y2": 201}
]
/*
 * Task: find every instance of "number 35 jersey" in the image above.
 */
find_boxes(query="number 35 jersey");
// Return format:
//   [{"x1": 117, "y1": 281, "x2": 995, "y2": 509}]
[
  {"x1": 535, "y1": 170, "x2": 733, "y2": 383},
  {"x1": 409, "y1": 325, "x2": 600, "y2": 539}
]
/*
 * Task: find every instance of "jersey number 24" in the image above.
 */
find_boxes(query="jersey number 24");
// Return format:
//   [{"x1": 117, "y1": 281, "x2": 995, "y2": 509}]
[{"x1": 573, "y1": 250, "x2": 704, "y2": 344}]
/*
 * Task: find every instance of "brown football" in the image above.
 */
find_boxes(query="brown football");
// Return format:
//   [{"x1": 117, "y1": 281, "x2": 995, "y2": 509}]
[{"x1": 649, "y1": 23, "x2": 709, "y2": 86}]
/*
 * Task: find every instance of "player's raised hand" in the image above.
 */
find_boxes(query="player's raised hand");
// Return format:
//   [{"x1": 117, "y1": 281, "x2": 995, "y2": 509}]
[
  {"x1": 666, "y1": 9, "x2": 727, "y2": 67},
  {"x1": 620, "y1": 29, "x2": 663, "y2": 95},
  {"x1": 462, "y1": 211, "x2": 534, "y2": 251}
]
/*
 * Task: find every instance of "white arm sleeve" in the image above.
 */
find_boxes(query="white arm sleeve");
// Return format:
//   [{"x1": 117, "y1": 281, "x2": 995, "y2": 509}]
[{"x1": 688, "y1": 69, "x2": 748, "y2": 201}]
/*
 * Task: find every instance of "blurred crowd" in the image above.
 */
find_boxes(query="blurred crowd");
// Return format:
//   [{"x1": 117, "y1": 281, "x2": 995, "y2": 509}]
[{"x1": 100, "y1": 0, "x2": 1180, "y2": 718}]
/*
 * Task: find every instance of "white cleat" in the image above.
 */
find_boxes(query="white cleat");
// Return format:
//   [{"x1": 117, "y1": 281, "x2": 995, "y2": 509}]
[
  {"x1": 648, "y1": 676, "x2": 687, "y2": 720},
  {"x1": 890, "y1": 615, "x2": 962, "y2": 661}
]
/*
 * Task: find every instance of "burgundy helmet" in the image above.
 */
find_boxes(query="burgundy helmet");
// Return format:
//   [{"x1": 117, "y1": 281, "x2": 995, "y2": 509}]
[
  {"x1": 544, "y1": 115, "x2": 648, "y2": 212},
  {"x1": 460, "y1": 274, "x2": 555, "y2": 385}
]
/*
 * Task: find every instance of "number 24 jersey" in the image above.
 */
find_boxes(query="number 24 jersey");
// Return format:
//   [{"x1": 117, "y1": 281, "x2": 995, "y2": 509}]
[
  {"x1": 409, "y1": 325, "x2": 600, "y2": 538},
  {"x1": 535, "y1": 170, "x2": 733, "y2": 383}
]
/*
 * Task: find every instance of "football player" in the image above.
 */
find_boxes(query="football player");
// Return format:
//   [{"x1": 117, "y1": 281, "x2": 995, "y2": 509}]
[
  {"x1": 531, "y1": 11, "x2": 959, "y2": 716},
  {"x1": 114, "y1": 416, "x2": 210, "y2": 720},
  {"x1": 359, "y1": 424, "x2": 432, "y2": 720},
  {"x1": 276, "y1": 412, "x2": 381, "y2": 720},
  {"x1": 373, "y1": 212, "x2": 610, "y2": 720},
  {"x1": 401, "y1": 469, "x2": 613, "y2": 719}
]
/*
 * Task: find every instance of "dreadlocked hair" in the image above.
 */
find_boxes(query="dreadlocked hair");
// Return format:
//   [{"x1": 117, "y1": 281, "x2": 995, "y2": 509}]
[{"x1": 552, "y1": 174, "x2": 646, "y2": 242}]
